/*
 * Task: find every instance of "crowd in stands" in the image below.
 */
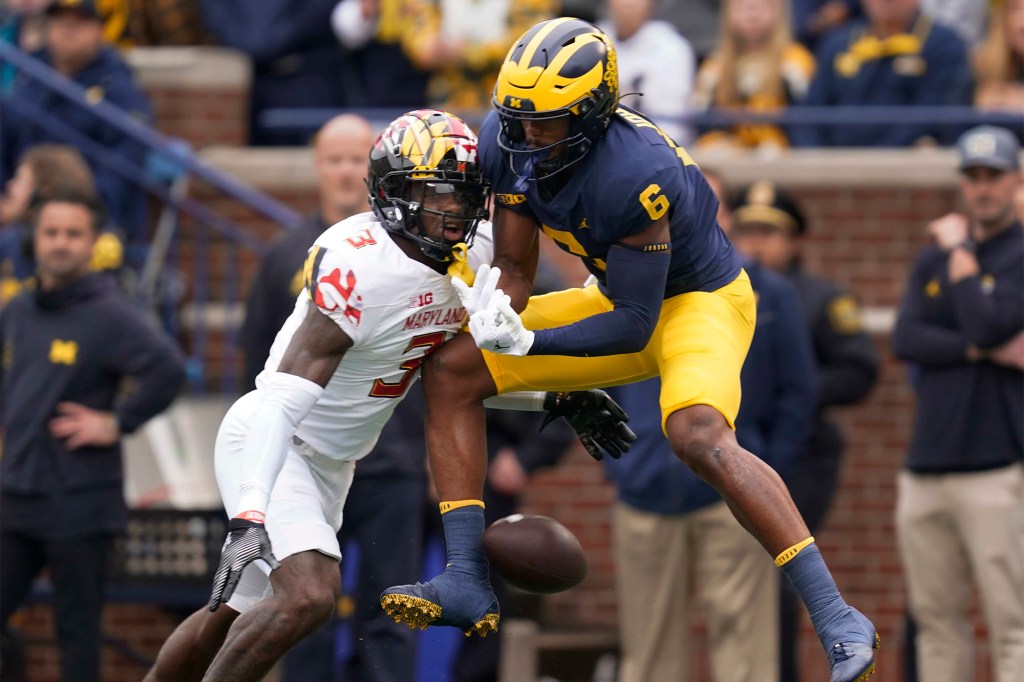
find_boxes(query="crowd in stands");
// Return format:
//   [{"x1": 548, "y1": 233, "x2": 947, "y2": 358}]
[{"x1": 2, "y1": 0, "x2": 1019, "y2": 151}]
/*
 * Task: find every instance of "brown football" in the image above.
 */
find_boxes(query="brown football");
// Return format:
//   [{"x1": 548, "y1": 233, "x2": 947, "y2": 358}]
[{"x1": 482, "y1": 514, "x2": 587, "y2": 594}]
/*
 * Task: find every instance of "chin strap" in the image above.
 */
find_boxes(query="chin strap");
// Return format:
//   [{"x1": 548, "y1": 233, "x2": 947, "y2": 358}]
[{"x1": 446, "y1": 242, "x2": 474, "y2": 286}]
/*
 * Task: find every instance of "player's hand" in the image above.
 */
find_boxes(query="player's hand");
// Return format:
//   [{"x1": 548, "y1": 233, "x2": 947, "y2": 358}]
[
  {"x1": 452, "y1": 264, "x2": 502, "y2": 316},
  {"x1": 208, "y1": 517, "x2": 280, "y2": 612},
  {"x1": 542, "y1": 390, "x2": 637, "y2": 461},
  {"x1": 468, "y1": 294, "x2": 535, "y2": 356}
]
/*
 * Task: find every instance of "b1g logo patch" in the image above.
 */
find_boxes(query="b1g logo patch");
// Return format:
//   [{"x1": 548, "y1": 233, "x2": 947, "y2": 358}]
[{"x1": 496, "y1": 193, "x2": 527, "y2": 205}]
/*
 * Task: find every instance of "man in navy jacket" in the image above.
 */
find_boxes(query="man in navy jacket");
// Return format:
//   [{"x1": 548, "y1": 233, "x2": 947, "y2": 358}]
[
  {"x1": 0, "y1": 188, "x2": 184, "y2": 682},
  {"x1": 892, "y1": 125, "x2": 1024, "y2": 682}
]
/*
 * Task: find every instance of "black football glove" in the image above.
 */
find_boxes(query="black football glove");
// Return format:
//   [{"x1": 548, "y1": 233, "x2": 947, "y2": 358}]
[
  {"x1": 208, "y1": 517, "x2": 281, "y2": 612},
  {"x1": 541, "y1": 390, "x2": 637, "y2": 461}
]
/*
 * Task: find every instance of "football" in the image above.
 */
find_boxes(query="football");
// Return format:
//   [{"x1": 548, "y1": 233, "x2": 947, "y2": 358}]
[{"x1": 482, "y1": 514, "x2": 587, "y2": 594}]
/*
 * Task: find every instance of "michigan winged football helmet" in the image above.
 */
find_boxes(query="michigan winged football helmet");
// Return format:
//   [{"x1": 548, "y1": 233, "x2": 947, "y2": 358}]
[
  {"x1": 368, "y1": 109, "x2": 490, "y2": 262},
  {"x1": 492, "y1": 17, "x2": 619, "y2": 182}
]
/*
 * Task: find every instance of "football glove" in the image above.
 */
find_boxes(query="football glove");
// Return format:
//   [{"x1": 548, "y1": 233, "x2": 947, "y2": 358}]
[
  {"x1": 542, "y1": 390, "x2": 637, "y2": 461},
  {"x1": 468, "y1": 294, "x2": 535, "y2": 356},
  {"x1": 451, "y1": 263, "x2": 502, "y2": 316},
  {"x1": 208, "y1": 517, "x2": 281, "y2": 612}
]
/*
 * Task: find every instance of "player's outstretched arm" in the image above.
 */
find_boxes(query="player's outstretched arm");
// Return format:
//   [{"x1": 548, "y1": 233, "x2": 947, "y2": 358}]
[{"x1": 209, "y1": 306, "x2": 353, "y2": 611}]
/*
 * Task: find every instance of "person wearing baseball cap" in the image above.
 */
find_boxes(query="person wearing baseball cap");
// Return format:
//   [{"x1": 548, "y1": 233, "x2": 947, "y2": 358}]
[
  {"x1": 44, "y1": 0, "x2": 102, "y2": 21},
  {"x1": 892, "y1": 124, "x2": 1024, "y2": 682}
]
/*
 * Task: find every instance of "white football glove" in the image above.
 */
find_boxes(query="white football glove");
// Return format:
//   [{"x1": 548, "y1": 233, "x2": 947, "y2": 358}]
[
  {"x1": 451, "y1": 263, "x2": 502, "y2": 316},
  {"x1": 469, "y1": 294, "x2": 535, "y2": 356}
]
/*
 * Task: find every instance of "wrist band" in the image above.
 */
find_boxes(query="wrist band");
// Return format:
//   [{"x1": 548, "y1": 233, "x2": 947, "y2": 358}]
[
  {"x1": 439, "y1": 499, "x2": 485, "y2": 514},
  {"x1": 775, "y1": 536, "x2": 815, "y2": 567}
]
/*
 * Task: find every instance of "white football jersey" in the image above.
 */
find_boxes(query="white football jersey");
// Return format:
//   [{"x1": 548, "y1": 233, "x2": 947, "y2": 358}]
[{"x1": 256, "y1": 212, "x2": 494, "y2": 461}]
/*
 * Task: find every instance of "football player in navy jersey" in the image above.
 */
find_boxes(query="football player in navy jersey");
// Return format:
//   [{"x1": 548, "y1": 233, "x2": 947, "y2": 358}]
[{"x1": 382, "y1": 18, "x2": 879, "y2": 682}]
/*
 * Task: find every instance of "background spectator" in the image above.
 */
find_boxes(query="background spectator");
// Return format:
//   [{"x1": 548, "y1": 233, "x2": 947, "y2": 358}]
[
  {"x1": 602, "y1": 171, "x2": 817, "y2": 682},
  {"x1": 791, "y1": 0, "x2": 972, "y2": 147},
  {"x1": 0, "y1": 144, "x2": 123, "y2": 305},
  {"x1": 922, "y1": 0, "x2": 989, "y2": 45},
  {"x1": 126, "y1": 0, "x2": 215, "y2": 47},
  {"x1": 692, "y1": 0, "x2": 815, "y2": 150},
  {"x1": 973, "y1": 0, "x2": 1024, "y2": 119},
  {"x1": 0, "y1": 188, "x2": 185, "y2": 682},
  {"x1": 598, "y1": 0, "x2": 696, "y2": 144},
  {"x1": 2, "y1": 0, "x2": 152, "y2": 253},
  {"x1": 330, "y1": 0, "x2": 431, "y2": 109},
  {"x1": 892, "y1": 124, "x2": 1024, "y2": 682},
  {"x1": 197, "y1": 0, "x2": 350, "y2": 145},
  {"x1": 727, "y1": 182, "x2": 880, "y2": 682},
  {"x1": 397, "y1": 0, "x2": 556, "y2": 118},
  {"x1": 792, "y1": 0, "x2": 861, "y2": 50},
  {"x1": 0, "y1": 0, "x2": 49, "y2": 90},
  {"x1": 653, "y1": 0, "x2": 720, "y2": 59}
]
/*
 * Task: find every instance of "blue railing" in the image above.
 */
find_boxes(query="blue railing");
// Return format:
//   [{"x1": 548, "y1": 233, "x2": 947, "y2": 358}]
[
  {"x1": 0, "y1": 41, "x2": 302, "y2": 231},
  {"x1": 0, "y1": 43, "x2": 300, "y2": 394},
  {"x1": 259, "y1": 105, "x2": 1024, "y2": 138}
]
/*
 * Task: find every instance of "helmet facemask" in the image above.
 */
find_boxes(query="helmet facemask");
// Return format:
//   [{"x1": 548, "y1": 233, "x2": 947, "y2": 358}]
[
  {"x1": 494, "y1": 89, "x2": 615, "y2": 186},
  {"x1": 374, "y1": 173, "x2": 489, "y2": 262}
]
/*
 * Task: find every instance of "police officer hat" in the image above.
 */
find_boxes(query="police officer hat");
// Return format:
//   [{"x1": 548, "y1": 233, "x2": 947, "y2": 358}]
[
  {"x1": 45, "y1": 0, "x2": 103, "y2": 21},
  {"x1": 732, "y1": 181, "x2": 808, "y2": 236}
]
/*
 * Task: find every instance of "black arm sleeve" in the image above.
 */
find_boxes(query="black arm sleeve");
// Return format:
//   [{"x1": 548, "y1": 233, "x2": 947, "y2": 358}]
[{"x1": 529, "y1": 244, "x2": 670, "y2": 357}]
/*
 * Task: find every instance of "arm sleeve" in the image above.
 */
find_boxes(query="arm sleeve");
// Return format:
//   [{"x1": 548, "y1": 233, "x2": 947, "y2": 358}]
[
  {"x1": 948, "y1": 269, "x2": 1024, "y2": 348},
  {"x1": 529, "y1": 244, "x2": 670, "y2": 357},
  {"x1": 764, "y1": 287, "x2": 819, "y2": 479},
  {"x1": 105, "y1": 310, "x2": 187, "y2": 434},
  {"x1": 234, "y1": 371, "x2": 324, "y2": 517},
  {"x1": 892, "y1": 252, "x2": 972, "y2": 365}
]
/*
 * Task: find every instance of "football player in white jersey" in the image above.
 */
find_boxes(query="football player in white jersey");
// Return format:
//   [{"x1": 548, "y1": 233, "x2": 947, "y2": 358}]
[{"x1": 143, "y1": 110, "x2": 634, "y2": 682}]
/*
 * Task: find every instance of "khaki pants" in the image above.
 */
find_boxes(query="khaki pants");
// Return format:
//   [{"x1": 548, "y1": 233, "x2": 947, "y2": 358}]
[
  {"x1": 613, "y1": 501, "x2": 779, "y2": 682},
  {"x1": 896, "y1": 464, "x2": 1024, "y2": 682}
]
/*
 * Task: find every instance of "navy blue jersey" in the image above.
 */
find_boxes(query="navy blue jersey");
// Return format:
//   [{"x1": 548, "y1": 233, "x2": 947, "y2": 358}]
[{"x1": 479, "y1": 107, "x2": 740, "y2": 296}]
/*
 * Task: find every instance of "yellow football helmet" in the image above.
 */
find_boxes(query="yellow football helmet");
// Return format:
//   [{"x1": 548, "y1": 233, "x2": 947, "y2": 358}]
[{"x1": 492, "y1": 17, "x2": 619, "y2": 182}]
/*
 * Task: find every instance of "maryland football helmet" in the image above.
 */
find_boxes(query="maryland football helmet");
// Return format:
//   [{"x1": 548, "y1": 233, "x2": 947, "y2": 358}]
[
  {"x1": 368, "y1": 109, "x2": 490, "y2": 262},
  {"x1": 492, "y1": 18, "x2": 619, "y2": 183}
]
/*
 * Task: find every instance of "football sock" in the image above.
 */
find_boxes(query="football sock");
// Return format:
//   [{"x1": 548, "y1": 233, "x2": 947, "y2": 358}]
[
  {"x1": 439, "y1": 501, "x2": 488, "y2": 582},
  {"x1": 778, "y1": 539, "x2": 851, "y2": 647}
]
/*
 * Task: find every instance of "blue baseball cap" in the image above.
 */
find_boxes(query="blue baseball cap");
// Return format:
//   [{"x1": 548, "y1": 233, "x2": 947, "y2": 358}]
[
  {"x1": 45, "y1": 0, "x2": 102, "y2": 20},
  {"x1": 957, "y1": 125, "x2": 1021, "y2": 173}
]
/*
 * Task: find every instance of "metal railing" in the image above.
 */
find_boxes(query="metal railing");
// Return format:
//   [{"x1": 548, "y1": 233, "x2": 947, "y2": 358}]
[{"x1": 0, "y1": 42, "x2": 302, "y2": 394}]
